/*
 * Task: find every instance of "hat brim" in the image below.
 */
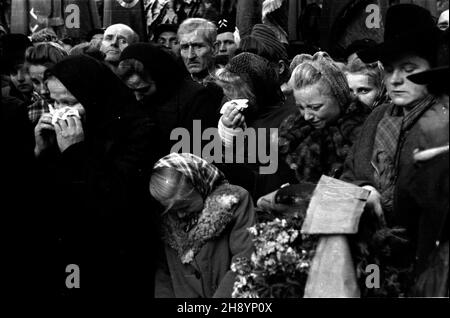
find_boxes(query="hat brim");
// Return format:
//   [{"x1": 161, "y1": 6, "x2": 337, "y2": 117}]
[
  {"x1": 358, "y1": 40, "x2": 421, "y2": 64},
  {"x1": 357, "y1": 32, "x2": 438, "y2": 64},
  {"x1": 407, "y1": 66, "x2": 450, "y2": 84}
]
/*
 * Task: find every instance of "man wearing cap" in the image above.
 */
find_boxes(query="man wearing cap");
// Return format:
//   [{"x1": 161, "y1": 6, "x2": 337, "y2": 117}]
[
  {"x1": 153, "y1": 23, "x2": 180, "y2": 57},
  {"x1": 341, "y1": 4, "x2": 449, "y2": 296},
  {"x1": 215, "y1": 18, "x2": 238, "y2": 66}
]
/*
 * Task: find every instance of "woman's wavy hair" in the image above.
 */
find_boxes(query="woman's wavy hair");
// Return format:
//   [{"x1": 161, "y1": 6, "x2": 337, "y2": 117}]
[{"x1": 289, "y1": 52, "x2": 352, "y2": 110}]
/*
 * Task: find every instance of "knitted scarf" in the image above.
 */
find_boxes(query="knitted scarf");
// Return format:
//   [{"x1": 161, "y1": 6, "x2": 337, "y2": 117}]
[{"x1": 371, "y1": 94, "x2": 437, "y2": 213}]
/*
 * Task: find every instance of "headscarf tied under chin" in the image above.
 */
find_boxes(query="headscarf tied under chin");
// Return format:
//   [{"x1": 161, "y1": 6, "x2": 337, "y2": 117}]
[
  {"x1": 154, "y1": 153, "x2": 227, "y2": 200},
  {"x1": 47, "y1": 55, "x2": 140, "y2": 132}
]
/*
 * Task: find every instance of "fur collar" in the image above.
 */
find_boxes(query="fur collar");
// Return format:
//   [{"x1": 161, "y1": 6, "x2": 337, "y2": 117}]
[{"x1": 161, "y1": 184, "x2": 242, "y2": 264}]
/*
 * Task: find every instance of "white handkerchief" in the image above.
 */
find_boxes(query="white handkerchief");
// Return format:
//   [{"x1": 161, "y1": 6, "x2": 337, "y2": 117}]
[
  {"x1": 49, "y1": 105, "x2": 81, "y2": 125},
  {"x1": 220, "y1": 99, "x2": 249, "y2": 115}
]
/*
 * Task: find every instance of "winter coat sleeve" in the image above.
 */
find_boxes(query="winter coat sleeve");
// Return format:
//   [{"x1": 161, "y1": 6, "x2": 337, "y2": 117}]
[
  {"x1": 213, "y1": 188, "x2": 256, "y2": 298},
  {"x1": 339, "y1": 141, "x2": 373, "y2": 187},
  {"x1": 155, "y1": 249, "x2": 176, "y2": 298},
  {"x1": 181, "y1": 84, "x2": 223, "y2": 131},
  {"x1": 340, "y1": 104, "x2": 390, "y2": 188}
]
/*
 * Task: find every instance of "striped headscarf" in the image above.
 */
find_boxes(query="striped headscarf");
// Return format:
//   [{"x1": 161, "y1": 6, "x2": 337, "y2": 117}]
[{"x1": 153, "y1": 153, "x2": 227, "y2": 199}]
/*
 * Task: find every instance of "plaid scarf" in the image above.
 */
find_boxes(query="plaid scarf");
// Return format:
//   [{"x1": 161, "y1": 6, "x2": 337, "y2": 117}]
[
  {"x1": 154, "y1": 153, "x2": 227, "y2": 199},
  {"x1": 371, "y1": 95, "x2": 436, "y2": 212}
]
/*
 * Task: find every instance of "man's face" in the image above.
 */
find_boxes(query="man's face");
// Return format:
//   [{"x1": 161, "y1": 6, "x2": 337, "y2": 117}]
[
  {"x1": 438, "y1": 10, "x2": 449, "y2": 31},
  {"x1": 157, "y1": 31, "x2": 180, "y2": 56},
  {"x1": 179, "y1": 31, "x2": 215, "y2": 75},
  {"x1": 28, "y1": 64, "x2": 50, "y2": 101},
  {"x1": 10, "y1": 64, "x2": 33, "y2": 96},
  {"x1": 100, "y1": 25, "x2": 136, "y2": 63},
  {"x1": 384, "y1": 54, "x2": 430, "y2": 107},
  {"x1": 216, "y1": 32, "x2": 237, "y2": 57}
]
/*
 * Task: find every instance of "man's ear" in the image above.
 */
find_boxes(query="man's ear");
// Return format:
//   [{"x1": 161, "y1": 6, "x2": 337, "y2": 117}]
[
  {"x1": 212, "y1": 42, "x2": 219, "y2": 56},
  {"x1": 278, "y1": 60, "x2": 286, "y2": 75}
]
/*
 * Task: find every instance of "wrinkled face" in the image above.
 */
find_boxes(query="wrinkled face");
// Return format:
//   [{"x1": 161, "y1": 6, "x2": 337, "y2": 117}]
[
  {"x1": 47, "y1": 78, "x2": 86, "y2": 120},
  {"x1": 125, "y1": 73, "x2": 157, "y2": 102},
  {"x1": 179, "y1": 31, "x2": 215, "y2": 75},
  {"x1": 101, "y1": 25, "x2": 136, "y2": 63},
  {"x1": 384, "y1": 54, "x2": 430, "y2": 107},
  {"x1": 28, "y1": 64, "x2": 50, "y2": 101},
  {"x1": 346, "y1": 73, "x2": 379, "y2": 108},
  {"x1": 293, "y1": 81, "x2": 341, "y2": 129},
  {"x1": 157, "y1": 31, "x2": 180, "y2": 56},
  {"x1": 164, "y1": 180, "x2": 204, "y2": 220},
  {"x1": 216, "y1": 32, "x2": 237, "y2": 57},
  {"x1": 10, "y1": 64, "x2": 33, "y2": 95}
]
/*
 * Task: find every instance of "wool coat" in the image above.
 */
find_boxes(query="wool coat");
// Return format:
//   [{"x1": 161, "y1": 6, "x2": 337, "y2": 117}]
[{"x1": 155, "y1": 184, "x2": 256, "y2": 298}]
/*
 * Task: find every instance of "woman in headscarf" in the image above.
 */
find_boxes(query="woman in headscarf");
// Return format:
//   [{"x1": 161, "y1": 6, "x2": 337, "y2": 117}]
[
  {"x1": 150, "y1": 153, "x2": 255, "y2": 298},
  {"x1": 34, "y1": 55, "x2": 162, "y2": 296},
  {"x1": 216, "y1": 52, "x2": 298, "y2": 200},
  {"x1": 117, "y1": 42, "x2": 222, "y2": 152},
  {"x1": 343, "y1": 54, "x2": 389, "y2": 110}
]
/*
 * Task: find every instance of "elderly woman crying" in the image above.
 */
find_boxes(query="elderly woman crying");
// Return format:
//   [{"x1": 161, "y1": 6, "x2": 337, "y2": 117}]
[{"x1": 150, "y1": 153, "x2": 256, "y2": 298}]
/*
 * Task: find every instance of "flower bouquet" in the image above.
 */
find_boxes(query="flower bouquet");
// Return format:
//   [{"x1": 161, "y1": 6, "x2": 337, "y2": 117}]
[{"x1": 231, "y1": 216, "x2": 318, "y2": 298}]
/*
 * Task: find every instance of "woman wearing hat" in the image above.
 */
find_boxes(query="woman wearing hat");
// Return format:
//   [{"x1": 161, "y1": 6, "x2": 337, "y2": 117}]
[
  {"x1": 341, "y1": 4, "x2": 449, "y2": 296},
  {"x1": 394, "y1": 28, "x2": 449, "y2": 297},
  {"x1": 150, "y1": 153, "x2": 255, "y2": 298},
  {"x1": 342, "y1": 4, "x2": 448, "y2": 222}
]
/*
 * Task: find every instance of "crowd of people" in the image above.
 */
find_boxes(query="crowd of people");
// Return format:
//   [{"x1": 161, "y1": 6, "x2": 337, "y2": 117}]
[{"x1": 0, "y1": 3, "x2": 448, "y2": 298}]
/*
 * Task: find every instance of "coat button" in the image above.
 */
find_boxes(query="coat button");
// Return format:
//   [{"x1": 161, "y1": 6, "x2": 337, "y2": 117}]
[{"x1": 194, "y1": 271, "x2": 201, "y2": 279}]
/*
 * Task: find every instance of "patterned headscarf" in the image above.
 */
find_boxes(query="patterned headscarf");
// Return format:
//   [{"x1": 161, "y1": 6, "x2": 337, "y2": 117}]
[
  {"x1": 153, "y1": 153, "x2": 227, "y2": 199},
  {"x1": 290, "y1": 52, "x2": 352, "y2": 110}
]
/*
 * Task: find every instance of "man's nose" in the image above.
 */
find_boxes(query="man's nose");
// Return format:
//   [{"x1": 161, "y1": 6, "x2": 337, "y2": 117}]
[
  {"x1": 187, "y1": 46, "x2": 196, "y2": 58},
  {"x1": 219, "y1": 42, "x2": 227, "y2": 53},
  {"x1": 111, "y1": 35, "x2": 119, "y2": 47}
]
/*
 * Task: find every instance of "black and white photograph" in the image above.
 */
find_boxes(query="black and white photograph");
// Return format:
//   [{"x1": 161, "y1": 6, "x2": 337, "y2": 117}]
[{"x1": 0, "y1": 0, "x2": 448, "y2": 306}]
